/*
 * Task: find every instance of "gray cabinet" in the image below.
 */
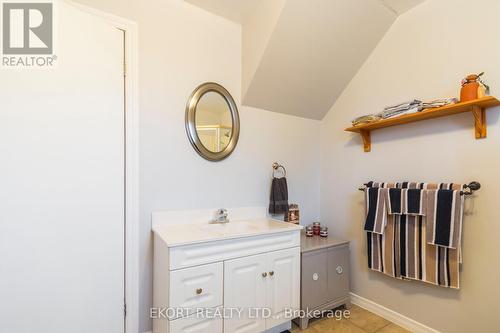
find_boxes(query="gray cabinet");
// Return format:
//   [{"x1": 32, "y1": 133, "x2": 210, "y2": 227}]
[
  {"x1": 295, "y1": 234, "x2": 350, "y2": 329},
  {"x1": 301, "y1": 250, "x2": 329, "y2": 310},
  {"x1": 327, "y1": 245, "x2": 350, "y2": 302}
]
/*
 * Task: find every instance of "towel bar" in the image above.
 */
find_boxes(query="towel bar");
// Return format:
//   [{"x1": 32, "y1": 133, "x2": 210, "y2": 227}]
[{"x1": 357, "y1": 181, "x2": 481, "y2": 196}]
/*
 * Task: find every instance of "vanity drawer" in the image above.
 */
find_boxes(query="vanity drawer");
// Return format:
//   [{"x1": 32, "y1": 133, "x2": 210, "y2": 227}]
[
  {"x1": 169, "y1": 312, "x2": 223, "y2": 333},
  {"x1": 170, "y1": 262, "x2": 223, "y2": 318},
  {"x1": 169, "y1": 231, "x2": 300, "y2": 270}
]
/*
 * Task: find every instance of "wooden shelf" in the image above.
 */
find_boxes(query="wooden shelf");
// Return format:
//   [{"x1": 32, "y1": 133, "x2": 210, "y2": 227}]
[{"x1": 345, "y1": 96, "x2": 500, "y2": 152}]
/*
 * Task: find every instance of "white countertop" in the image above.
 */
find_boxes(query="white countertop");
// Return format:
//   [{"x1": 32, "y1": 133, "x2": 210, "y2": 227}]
[{"x1": 152, "y1": 218, "x2": 303, "y2": 247}]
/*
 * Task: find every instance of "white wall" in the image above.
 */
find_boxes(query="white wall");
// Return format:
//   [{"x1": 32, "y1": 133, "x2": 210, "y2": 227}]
[
  {"x1": 320, "y1": 0, "x2": 500, "y2": 332},
  {"x1": 72, "y1": 0, "x2": 320, "y2": 331}
]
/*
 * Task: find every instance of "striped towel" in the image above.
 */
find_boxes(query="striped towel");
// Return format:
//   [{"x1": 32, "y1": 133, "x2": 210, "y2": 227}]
[
  {"x1": 426, "y1": 189, "x2": 463, "y2": 249},
  {"x1": 368, "y1": 181, "x2": 429, "y2": 189},
  {"x1": 387, "y1": 188, "x2": 426, "y2": 216},
  {"x1": 422, "y1": 183, "x2": 461, "y2": 190},
  {"x1": 364, "y1": 187, "x2": 388, "y2": 234},
  {"x1": 365, "y1": 181, "x2": 463, "y2": 289},
  {"x1": 367, "y1": 209, "x2": 461, "y2": 289}
]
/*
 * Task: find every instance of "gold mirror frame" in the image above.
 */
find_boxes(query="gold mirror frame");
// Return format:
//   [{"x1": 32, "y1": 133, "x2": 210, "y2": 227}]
[{"x1": 185, "y1": 82, "x2": 240, "y2": 161}]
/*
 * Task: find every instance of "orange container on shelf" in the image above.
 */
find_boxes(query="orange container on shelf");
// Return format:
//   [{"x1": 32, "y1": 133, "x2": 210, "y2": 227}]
[{"x1": 460, "y1": 74, "x2": 480, "y2": 102}]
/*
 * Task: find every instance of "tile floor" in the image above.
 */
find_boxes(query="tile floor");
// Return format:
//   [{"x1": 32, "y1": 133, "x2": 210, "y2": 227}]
[{"x1": 291, "y1": 305, "x2": 411, "y2": 333}]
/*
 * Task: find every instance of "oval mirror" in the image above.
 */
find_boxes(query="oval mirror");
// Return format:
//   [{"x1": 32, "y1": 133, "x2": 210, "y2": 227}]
[{"x1": 185, "y1": 82, "x2": 240, "y2": 161}]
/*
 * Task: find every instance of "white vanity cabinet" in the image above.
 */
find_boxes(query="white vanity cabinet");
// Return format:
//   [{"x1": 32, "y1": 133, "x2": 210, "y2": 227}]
[
  {"x1": 224, "y1": 247, "x2": 300, "y2": 333},
  {"x1": 153, "y1": 219, "x2": 302, "y2": 333},
  {"x1": 266, "y1": 248, "x2": 300, "y2": 328}
]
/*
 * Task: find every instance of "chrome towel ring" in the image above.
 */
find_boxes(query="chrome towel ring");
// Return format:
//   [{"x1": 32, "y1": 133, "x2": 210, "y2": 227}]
[{"x1": 272, "y1": 162, "x2": 287, "y2": 178}]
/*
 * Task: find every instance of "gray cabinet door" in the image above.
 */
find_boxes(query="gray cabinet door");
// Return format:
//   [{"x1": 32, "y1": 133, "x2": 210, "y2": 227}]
[
  {"x1": 327, "y1": 245, "x2": 350, "y2": 301},
  {"x1": 301, "y1": 249, "x2": 328, "y2": 309}
]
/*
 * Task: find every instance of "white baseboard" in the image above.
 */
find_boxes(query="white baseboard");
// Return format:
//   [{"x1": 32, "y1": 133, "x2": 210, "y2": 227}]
[{"x1": 350, "y1": 293, "x2": 441, "y2": 333}]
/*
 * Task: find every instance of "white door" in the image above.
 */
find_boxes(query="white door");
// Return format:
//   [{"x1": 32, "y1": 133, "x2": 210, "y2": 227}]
[
  {"x1": 224, "y1": 253, "x2": 267, "y2": 333},
  {"x1": 0, "y1": 3, "x2": 125, "y2": 333},
  {"x1": 266, "y1": 247, "x2": 300, "y2": 329}
]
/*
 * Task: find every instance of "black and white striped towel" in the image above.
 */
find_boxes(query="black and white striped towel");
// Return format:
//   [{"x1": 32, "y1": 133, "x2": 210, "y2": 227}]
[
  {"x1": 426, "y1": 189, "x2": 464, "y2": 249},
  {"x1": 387, "y1": 188, "x2": 426, "y2": 216},
  {"x1": 364, "y1": 187, "x2": 389, "y2": 234}
]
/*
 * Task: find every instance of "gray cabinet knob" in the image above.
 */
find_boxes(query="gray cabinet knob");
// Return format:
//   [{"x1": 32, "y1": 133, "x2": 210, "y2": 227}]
[
  {"x1": 262, "y1": 272, "x2": 268, "y2": 278},
  {"x1": 336, "y1": 266, "x2": 343, "y2": 274},
  {"x1": 196, "y1": 288, "x2": 203, "y2": 295}
]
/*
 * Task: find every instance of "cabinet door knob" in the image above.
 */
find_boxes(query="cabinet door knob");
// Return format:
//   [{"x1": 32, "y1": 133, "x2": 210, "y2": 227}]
[
  {"x1": 336, "y1": 266, "x2": 343, "y2": 274},
  {"x1": 269, "y1": 271, "x2": 275, "y2": 276},
  {"x1": 312, "y1": 273, "x2": 319, "y2": 281},
  {"x1": 262, "y1": 272, "x2": 268, "y2": 278},
  {"x1": 196, "y1": 288, "x2": 203, "y2": 295}
]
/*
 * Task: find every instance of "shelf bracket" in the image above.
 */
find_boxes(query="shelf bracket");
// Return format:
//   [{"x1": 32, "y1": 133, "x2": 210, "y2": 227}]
[
  {"x1": 360, "y1": 130, "x2": 371, "y2": 152},
  {"x1": 472, "y1": 105, "x2": 486, "y2": 139}
]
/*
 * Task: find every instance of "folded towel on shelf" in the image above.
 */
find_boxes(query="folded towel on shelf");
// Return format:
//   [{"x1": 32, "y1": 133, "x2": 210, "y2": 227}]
[
  {"x1": 380, "y1": 100, "x2": 423, "y2": 119},
  {"x1": 426, "y1": 189, "x2": 464, "y2": 249},
  {"x1": 383, "y1": 99, "x2": 422, "y2": 112},
  {"x1": 364, "y1": 187, "x2": 389, "y2": 234},
  {"x1": 351, "y1": 99, "x2": 423, "y2": 125},
  {"x1": 352, "y1": 114, "x2": 382, "y2": 126},
  {"x1": 269, "y1": 177, "x2": 289, "y2": 215},
  {"x1": 381, "y1": 105, "x2": 422, "y2": 119},
  {"x1": 421, "y1": 98, "x2": 458, "y2": 110},
  {"x1": 350, "y1": 98, "x2": 458, "y2": 126}
]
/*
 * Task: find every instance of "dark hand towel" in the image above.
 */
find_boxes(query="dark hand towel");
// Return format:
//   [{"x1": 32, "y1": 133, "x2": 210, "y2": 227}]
[{"x1": 269, "y1": 177, "x2": 289, "y2": 215}]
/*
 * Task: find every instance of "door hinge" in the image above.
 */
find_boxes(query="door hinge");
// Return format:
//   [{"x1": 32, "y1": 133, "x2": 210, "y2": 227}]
[
  {"x1": 123, "y1": 61, "x2": 127, "y2": 77},
  {"x1": 124, "y1": 302, "x2": 127, "y2": 317}
]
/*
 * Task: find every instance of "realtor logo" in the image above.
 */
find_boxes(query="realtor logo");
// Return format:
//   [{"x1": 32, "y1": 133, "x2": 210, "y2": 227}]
[
  {"x1": 3, "y1": 2, "x2": 53, "y2": 54},
  {"x1": 1, "y1": 1, "x2": 56, "y2": 67}
]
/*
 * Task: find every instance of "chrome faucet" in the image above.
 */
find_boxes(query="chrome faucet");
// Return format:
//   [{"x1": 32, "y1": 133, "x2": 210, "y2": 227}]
[{"x1": 211, "y1": 208, "x2": 229, "y2": 224}]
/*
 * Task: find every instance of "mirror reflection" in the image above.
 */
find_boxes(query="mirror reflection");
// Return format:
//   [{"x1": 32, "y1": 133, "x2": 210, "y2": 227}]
[{"x1": 195, "y1": 91, "x2": 233, "y2": 153}]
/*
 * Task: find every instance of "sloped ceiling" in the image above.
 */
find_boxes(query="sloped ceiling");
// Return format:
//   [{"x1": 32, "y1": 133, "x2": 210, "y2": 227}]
[
  {"x1": 379, "y1": 0, "x2": 425, "y2": 14},
  {"x1": 185, "y1": 0, "x2": 263, "y2": 23},
  {"x1": 185, "y1": 0, "x2": 426, "y2": 120}
]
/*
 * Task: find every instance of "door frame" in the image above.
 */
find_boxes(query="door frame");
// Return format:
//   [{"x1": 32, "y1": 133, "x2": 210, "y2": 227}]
[{"x1": 65, "y1": 1, "x2": 140, "y2": 332}]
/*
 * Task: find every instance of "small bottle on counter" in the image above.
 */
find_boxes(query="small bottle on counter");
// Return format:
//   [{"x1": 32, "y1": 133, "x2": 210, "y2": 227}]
[
  {"x1": 312, "y1": 222, "x2": 321, "y2": 236},
  {"x1": 305, "y1": 225, "x2": 314, "y2": 237},
  {"x1": 320, "y1": 226, "x2": 328, "y2": 237}
]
